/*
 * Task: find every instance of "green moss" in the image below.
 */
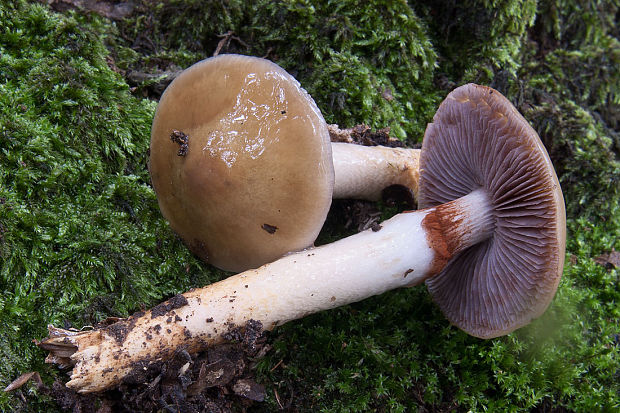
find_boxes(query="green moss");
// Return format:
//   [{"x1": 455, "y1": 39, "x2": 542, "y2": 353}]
[
  {"x1": 257, "y1": 265, "x2": 618, "y2": 411},
  {"x1": 416, "y1": 0, "x2": 537, "y2": 83},
  {"x1": 1, "y1": 0, "x2": 618, "y2": 411},
  {"x1": 115, "y1": 0, "x2": 440, "y2": 142},
  {"x1": 254, "y1": 1, "x2": 620, "y2": 411},
  {"x1": 244, "y1": 0, "x2": 439, "y2": 140},
  {"x1": 519, "y1": 2, "x2": 619, "y2": 224},
  {"x1": 0, "y1": 2, "x2": 222, "y2": 409},
  {"x1": 527, "y1": 0, "x2": 619, "y2": 133},
  {"x1": 108, "y1": 0, "x2": 247, "y2": 70}
]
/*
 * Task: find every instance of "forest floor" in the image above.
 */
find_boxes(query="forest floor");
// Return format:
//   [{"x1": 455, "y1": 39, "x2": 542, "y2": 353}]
[{"x1": 0, "y1": 1, "x2": 618, "y2": 411}]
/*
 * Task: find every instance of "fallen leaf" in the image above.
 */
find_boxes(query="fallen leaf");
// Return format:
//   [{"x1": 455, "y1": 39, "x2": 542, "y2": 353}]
[
  {"x1": 594, "y1": 250, "x2": 620, "y2": 270},
  {"x1": 232, "y1": 378, "x2": 266, "y2": 402}
]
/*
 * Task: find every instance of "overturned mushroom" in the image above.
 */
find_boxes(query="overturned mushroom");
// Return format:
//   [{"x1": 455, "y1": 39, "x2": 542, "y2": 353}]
[
  {"x1": 149, "y1": 54, "x2": 420, "y2": 272},
  {"x1": 39, "y1": 84, "x2": 565, "y2": 393}
]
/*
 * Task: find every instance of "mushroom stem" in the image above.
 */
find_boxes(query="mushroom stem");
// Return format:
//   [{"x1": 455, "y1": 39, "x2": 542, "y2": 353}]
[
  {"x1": 331, "y1": 142, "x2": 421, "y2": 201},
  {"x1": 38, "y1": 189, "x2": 493, "y2": 394}
]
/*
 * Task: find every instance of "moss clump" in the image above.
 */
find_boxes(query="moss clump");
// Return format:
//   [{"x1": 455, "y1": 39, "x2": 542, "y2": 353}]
[
  {"x1": 115, "y1": 0, "x2": 440, "y2": 141},
  {"x1": 417, "y1": 0, "x2": 538, "y2": 82},
  {"x1": 520, "y1": 2, "x2": 619, "y2": 222},
  {"x1": 0, "y1": 2, "x2": 221, "y2": 409},
  {"x1": 245, "y1": 0, "x2": 439, "y2": 140}
]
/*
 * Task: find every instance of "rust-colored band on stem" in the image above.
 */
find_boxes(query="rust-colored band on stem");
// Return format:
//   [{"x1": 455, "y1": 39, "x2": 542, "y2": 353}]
[{"x1": 421, "y1": 205, "x2": 463, "y2": 277}]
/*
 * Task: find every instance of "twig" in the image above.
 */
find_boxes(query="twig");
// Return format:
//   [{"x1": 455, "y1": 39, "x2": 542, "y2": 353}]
[
  {"x1": 274, "y1": 388, "x2": 283, "y2": 409},
  {"x1": 213, "y1": 31, "x2": 249, "y2": 56},
  {"x1": 269, "y1": 359, "x2": 284, "y2": 373}
]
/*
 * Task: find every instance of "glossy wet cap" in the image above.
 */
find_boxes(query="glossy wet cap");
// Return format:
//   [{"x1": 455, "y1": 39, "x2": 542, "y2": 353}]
[
  {"x1": 149, "y1": 54, "x2": 334, "y2": 272},
  {"x1": 418, "y1": 84, "x2": 566, "y2": 338}
]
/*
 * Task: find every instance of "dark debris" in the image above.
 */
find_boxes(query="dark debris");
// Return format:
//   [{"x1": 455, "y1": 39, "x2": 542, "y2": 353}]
[
  {"x1": 343, "y1": 201, "x2": 383, "y2": 233},
  {"x1": 44, "y1": 320, "x2": 268, "y2": 412},
  {"x1": 594, "y1": 249, "x2": 620, "y2": 271},
  {"x1": 170, "y1": 130, "x2": 190, "y2": 157},
  {"x1": 261, "y1": 223, "x2": 278, "y2": 234},
  {"x1": 43, "y1": 0, "x2": 136, "y2": 20},
  {"x1": 328, "y1": 124, "x2": 404, "y2": 147},
  {"x1": 151, "y1": 294, "x2": 189, "y2": 319}
]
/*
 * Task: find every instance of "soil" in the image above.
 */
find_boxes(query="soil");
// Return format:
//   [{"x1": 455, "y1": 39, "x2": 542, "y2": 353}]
[
  {"x1": 327, "y1": 123, "x2": 409, "y2": 148},
  {"x1": 150, "y1": 294, "x2": 189, "y2": 319},
  {"x1": 45, "y1": 320, "x2": 269, "y2": 413}
]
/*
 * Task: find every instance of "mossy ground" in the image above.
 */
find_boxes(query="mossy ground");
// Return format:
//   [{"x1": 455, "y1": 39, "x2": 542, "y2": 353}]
[{"x1": 1, "y1": 0, "x2": 618, "y2": 411}]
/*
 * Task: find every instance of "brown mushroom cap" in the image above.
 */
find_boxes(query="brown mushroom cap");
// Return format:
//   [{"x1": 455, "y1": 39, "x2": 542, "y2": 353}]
[
  {"x1": 149, "y1": 55, "x2": 334, "y2": 272},
  {"x1": 418, "y1": 84, "x2": 566, "y2": 338}
]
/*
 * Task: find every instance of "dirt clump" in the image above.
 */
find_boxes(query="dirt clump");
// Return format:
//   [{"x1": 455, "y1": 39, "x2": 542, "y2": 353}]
[
  {"x1": 328, "y1": 123, "x2": 406, "y2": 148},
  {"x1": 150, "y1": 294, "x2": 189, "y2": 318},
  {"x1": 45, "y1": 320, "x2": 269, "y2": 412}
]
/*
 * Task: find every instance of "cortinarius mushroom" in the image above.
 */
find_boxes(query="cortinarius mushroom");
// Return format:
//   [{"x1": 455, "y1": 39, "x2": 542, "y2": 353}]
[
  {"x1": 149, "y1": 54, "x2": 420, "y2": 272},
  {"x1": 419, "y1": 84, "x2": 566, "y2": 337},
  {"x1": 39, "y1": 84, "x2": 565, "y2": 393}
]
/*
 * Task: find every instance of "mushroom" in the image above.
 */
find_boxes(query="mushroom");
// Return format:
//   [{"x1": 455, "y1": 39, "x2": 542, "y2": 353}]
[
  {"x1": 39, "y1": 84, "x2": 566, "y2": 393},
  {"x1": 149, "y1": 54, "x2": 420, "y2": 272}
]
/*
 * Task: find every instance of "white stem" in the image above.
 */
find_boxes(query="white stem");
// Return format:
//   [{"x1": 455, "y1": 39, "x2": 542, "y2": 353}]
[
  {"x1": 40, "y1": 190, "x2": 493, "y2": 393},
  {"x1": 331, "y1": 142, "x2": 420, "y2": 201}
]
